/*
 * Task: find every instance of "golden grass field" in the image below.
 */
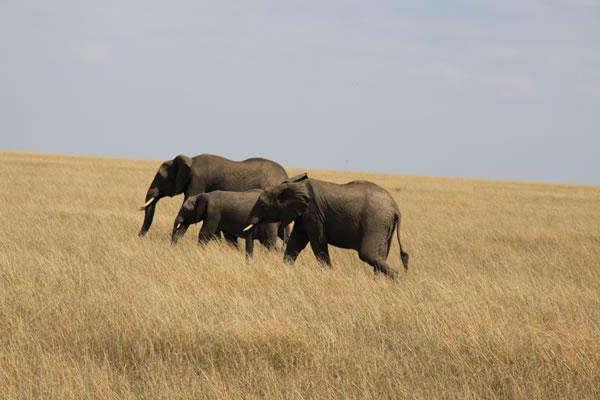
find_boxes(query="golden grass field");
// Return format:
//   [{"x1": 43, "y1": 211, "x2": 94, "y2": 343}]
[{"x1": 1, "y1": 151, "x2": 599, "y2": 399}]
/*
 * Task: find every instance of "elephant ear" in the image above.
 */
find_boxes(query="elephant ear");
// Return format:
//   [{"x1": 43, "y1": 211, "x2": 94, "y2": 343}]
[
  {"x1": 283, "y1": 173, "x2": 308, "y2": 184},
  {"x1": 192, "y1": 193, "x2": 209, "y2": 220},
  {"x1": 180, "y1": 194, "x2": 208, "y2": 223},
  {"x1": 173, "y1": 155, "x2": 192, "y2": 193},
  {"x1": 277, "y1": 183, "x2": 310, "y2": 216},
  {"x1": 182, "y1": 195, "x2": 197, "y2": 213}
]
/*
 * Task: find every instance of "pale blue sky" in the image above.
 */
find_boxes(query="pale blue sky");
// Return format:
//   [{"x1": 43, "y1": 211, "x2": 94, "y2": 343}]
[{"x1": 1, "y1": 1, "x2": 599, "y2": 184}]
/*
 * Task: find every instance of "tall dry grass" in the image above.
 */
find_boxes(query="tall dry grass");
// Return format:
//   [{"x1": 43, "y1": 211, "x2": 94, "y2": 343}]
[{"x1": 0, "y1": 151, "x2": 599, "y2": 399}]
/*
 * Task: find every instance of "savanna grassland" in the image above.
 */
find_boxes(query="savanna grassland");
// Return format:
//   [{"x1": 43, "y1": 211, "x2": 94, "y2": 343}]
[{"x1": 1, "y1": 151, "x2": 599, "y2": 399}]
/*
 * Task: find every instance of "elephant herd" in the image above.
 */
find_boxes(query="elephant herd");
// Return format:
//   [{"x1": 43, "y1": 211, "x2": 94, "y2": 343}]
[{"x1": 139, "y1": 154, "x2": 409, "y2": 279}]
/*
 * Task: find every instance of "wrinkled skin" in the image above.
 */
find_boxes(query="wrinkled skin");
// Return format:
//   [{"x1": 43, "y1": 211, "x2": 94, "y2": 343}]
[
  {"x1": 247, "y1": 177, "x2": 409, "y2": 279},
  {"x1": 171, "y1": 191, "x2": 280, "y2": 259},
  {"x1": 138, "y1": 154, "x2": 290, "y2": 242}
]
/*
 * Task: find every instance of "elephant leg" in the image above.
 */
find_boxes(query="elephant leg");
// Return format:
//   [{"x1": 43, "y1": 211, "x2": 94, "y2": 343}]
[
  {"x1": 358, "y1": 243, "x2": 399, "y2": 280},
  {"x1": 223, "y1": 233, "x2": 239, "y2": 249},
  {"x1": 310, "y1": 240, "x2": 331, "y2": 266},
  {"x1": 198, "y1": 215, "x2": 221, "y2": 244},
  {"x1": 304, "y1": 221, "x2": 331, "y2": 266},
  {"x1": 308, "y1": 236, "x2": 331, "y2": 267},
  {"x1": 283, "y1": 223, "x2": 309, "y2": 264},
  {"x1": 258, "y1": 223, "x2": 278, "y2": 251},
  {"x1": 201, "y1": 229, "x2": 223, "y2": 243},
  {"x1": 358, "y1": 221, "x2": 399, "y2": 279}
]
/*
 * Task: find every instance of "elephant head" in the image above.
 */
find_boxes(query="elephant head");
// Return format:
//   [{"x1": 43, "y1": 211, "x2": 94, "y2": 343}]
[
  {"x1": 139, "y1": 155, "x2": 193, "y2": 237},
  {"x1": 245, "y1": 173, "x2": 310, "y2": 231},
  {"x1": 170, "y1": 194, "x2": 208, "y2": 244}
]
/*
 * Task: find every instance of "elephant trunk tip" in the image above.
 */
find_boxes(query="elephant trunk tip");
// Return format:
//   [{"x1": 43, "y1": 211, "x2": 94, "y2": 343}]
[{"x1": 171, "y1": 222, "x2": 187, "y2": 245}]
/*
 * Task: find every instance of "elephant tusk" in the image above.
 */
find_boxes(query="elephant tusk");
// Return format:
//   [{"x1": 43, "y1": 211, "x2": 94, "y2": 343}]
[
  {"x1": 139, "y1": 197, "x2": 155, "y2": 211},
  {"x1": 176, "y1": 223, "x2": 181, "y2": 230},
  {"x1": 242, "y1": 224, "x2": 254, "y2": 233}
]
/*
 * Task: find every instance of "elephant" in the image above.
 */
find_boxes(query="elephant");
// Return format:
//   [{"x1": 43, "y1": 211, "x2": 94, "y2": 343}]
[
  {"x1": 138, "y1": 154, "x2": 289, "y2": 241},
  {"x1": 243, "y1": 174, "x2": 409, "y2": 278},
  {"x1": 171, "y1": 190, "x2": 279, "y2": 259}
]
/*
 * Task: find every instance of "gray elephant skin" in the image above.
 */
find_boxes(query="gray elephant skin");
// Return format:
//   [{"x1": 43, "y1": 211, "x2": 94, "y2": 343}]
[
  {"x1": 245, "y1": 175, "x2": 409, "y2": 278},
  {"x1": 138, "y1": 154, "x2": 288, "y2": 238},
  {"x1": 171, "y1": 190, "x2": 280, "y2": 259}
]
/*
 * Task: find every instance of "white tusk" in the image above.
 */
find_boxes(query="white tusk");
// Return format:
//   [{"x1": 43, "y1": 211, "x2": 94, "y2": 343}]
[
  {"x1": 242, "y1": 224, "x2": 254, "y2": 233},
  {"x1": 138, "y1": 197, "x2": 155, "y2": 210},
  {"x1": 176, "y1": 223, "x2": 181, "y2": 230}
]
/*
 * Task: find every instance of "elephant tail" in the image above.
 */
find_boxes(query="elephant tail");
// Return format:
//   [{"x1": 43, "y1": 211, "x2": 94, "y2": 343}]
[{"x1": 395, "y1": 213, "x2": 409, "y2": 272}]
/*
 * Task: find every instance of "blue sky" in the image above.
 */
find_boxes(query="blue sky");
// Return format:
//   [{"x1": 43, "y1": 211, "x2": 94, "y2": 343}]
[{"x1": 1, "y1": 0, "x2": 599, "y2": 184}]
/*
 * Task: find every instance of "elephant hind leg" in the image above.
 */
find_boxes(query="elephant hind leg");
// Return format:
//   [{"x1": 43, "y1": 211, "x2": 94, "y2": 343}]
[
  {"x1": 358, "y1": 252, "x2": 398, "y2": 279},
  {"x1": 358, "y1": 251, "x2": 399, "y2": 279},
  {"x1": 359, "y1": 220, "x2": 399, "y2": 279}
]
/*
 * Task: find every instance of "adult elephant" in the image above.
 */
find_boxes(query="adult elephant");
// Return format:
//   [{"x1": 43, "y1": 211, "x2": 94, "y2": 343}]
[
  {"x1": 138, "y1": 154, "x2": 289, "y2": 238},
  {"x1": 243, "y1": 174, "x2": 409, "y2": 278}
]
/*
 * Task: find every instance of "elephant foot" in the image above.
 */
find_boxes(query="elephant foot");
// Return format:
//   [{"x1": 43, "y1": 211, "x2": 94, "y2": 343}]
[{"x1": 387, "y1": 268, "x2": 398, "y2": 280}]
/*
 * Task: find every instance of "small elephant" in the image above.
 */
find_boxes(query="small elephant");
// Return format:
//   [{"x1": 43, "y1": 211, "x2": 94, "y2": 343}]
[
  {"x1": 171, "y1": 190, "x2": 280, "y2": 259},
  {"x1": 244, "y1": 174, "x2": 409, "y2": 278}
]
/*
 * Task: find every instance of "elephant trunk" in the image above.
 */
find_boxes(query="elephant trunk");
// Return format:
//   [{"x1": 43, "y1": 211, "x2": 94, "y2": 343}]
[
  {"x1": 138, "y1": 188, "x2": 160, "y2": 237},
  {"x1": 139, "y1": 201, "x2": 157, "y2": 237},
  {"x1": 171, "y1": 221, "x2": 189, "y2": 244}
]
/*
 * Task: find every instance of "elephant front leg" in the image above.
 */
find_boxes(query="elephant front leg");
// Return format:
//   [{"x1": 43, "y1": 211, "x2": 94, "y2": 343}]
[
  {"x1": 303, "y1": 220, "x2": 331, "y2": 266},
  {"x1": 198, "y1": 216, "x2": 221, "y2": 244},
  {"x1": 258, "y1": 223, "x2": 278, "y2": 251},
  {"x1": 308, "y1": 236, "x2": 331, "y2": 267},
  {"x1": 199, "y1": 228, "x2": 223, "y2": 243},
  {"x1": 283, "y1": 223, "x2": 309, "y2": 264}
]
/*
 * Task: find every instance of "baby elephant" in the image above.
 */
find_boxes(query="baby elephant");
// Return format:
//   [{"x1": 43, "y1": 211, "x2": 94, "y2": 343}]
[
  {"x1": 171, "y1": 190, "x2": 279, "y2": 258},
  {"x1": 244, "y1": 174, "x2": 409, "y2": 278}
]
